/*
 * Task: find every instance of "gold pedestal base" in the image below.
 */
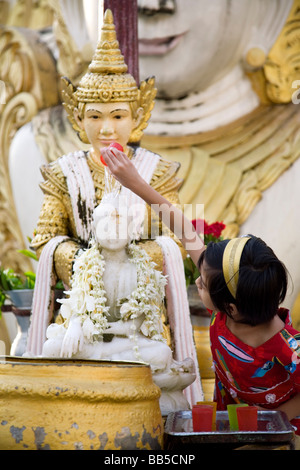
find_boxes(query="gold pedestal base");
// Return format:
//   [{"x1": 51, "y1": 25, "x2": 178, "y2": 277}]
[{"x1": 0, "y1": 357, "x2": 163, "y2": 450}]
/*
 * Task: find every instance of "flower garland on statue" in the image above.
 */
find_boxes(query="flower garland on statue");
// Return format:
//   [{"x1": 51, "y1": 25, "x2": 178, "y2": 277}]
[
  {"x1": 119, "y1": 242, "x2": 167, "y2": 343},
  {"x1": 58, "y1": 239, "x2": 168, "y2": 347}
]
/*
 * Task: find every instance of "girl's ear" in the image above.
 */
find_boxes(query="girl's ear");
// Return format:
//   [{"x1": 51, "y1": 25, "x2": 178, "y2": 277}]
[{"x1": 228, "y1": 303, "x2": 239, "y2": 318}]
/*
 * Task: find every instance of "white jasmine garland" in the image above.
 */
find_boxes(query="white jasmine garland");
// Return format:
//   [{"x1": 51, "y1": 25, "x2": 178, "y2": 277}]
[
  {"x1": 59, "y1": 241, "x2": 110, "y2": 342},
  {"x1": 58, "y1": 239, "x2": 168, "y2": 345},
  {"x1": 119, "y1": 243, "x2": 167, "y2": 343}
]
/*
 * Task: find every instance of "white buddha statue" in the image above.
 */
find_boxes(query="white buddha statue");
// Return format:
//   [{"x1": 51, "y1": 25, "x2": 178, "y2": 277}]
[{"x1": 42, "y1": 194, "x2": 196, "y2": 415}]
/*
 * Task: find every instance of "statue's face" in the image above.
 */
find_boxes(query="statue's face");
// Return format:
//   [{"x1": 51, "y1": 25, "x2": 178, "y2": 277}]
[
  {"x1": 138, "y1": 0, "x2": 258, "y2": 98},
  {"x1": 75, "y1": 102, "x2": 136, "y2": 156},
  {"x1": 95, "y1": 206, "x2": 131, "y2": 251}
]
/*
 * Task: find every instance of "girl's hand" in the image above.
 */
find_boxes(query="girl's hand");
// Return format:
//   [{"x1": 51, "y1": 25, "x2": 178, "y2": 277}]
[{"x1": 101, "y1": 147, "x2": 142, "y2": 190}]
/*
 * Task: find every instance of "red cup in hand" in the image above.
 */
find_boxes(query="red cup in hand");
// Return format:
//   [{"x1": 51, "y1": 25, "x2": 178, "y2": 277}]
[{"x1": 100, "y1": 142, "x2": 124, "y2": 166}]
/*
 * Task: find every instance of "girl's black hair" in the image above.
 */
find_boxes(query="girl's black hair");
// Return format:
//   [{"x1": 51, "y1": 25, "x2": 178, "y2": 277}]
[{"x1": 197, "y1": 235, "x2": 288, "y2": 326}]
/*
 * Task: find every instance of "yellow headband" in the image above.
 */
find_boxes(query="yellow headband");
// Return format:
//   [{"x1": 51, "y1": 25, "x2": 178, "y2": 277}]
[{"x1": 222, "y1": 237, "x2": 251, "y2": 298}]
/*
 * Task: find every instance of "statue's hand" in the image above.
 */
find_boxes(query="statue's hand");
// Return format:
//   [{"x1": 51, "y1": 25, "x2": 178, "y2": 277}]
[
  {"x1": 107, "y1": 316, "x2": 144, "y2": 337},
  {"x1": 60, "y1": 316, "x2": 84, "y2": 358},
  {"x1": 106, "y1": 320, "x2": 127, "y2": 336}
]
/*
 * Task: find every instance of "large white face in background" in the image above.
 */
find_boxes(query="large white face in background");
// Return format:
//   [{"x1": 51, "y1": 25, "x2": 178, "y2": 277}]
[{"x1": 137, "y1": 0, "x2": 285, "y2": 99}]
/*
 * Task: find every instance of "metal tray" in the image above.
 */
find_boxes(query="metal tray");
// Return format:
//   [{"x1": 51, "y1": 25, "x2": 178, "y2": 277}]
[{"x1": 164, "y1": 410, "x2": 295, "y2": 449}]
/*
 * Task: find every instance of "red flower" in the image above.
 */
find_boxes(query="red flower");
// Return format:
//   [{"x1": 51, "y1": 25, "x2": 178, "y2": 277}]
[
  {"x1": 185, "y1": 219, "x2": 226, "y2": 286},
  {"x1": 207, "y1": 221, "x2": 226, "y2": 239},
  {"x1": 191, "y1": 219, "x2": 226, "y2": 242}
]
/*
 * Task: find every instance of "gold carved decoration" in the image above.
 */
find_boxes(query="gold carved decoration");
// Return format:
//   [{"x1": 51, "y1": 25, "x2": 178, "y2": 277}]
[
  {"x1": 0, "y1": 25, "x2": 59, "y2": 271},
  {"x1": 142, "y1": 102, "x2": 300, "y2": 239},
  {"x1": 131, "y1": 77, "x2": 157, "y2": 143},
  {"x1": 264, "y1": 0, "x2": 300, "y2": 103},
  {"x1": 47, "y1": 0, "x2": 92, "y2": 84},
  {"x1": 0, "y1": 0, "x2": 89, "y2": 272},
  {"x1": 3, "y1": 0, "x2": 53, "y2": 30},
  {"x1": 246, "y1": 0, "x2": 300, "y2": 104}
]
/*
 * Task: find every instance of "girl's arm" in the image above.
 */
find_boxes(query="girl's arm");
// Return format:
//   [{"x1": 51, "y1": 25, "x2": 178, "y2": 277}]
[
  {"x1": 102, "y1": 148, "x2": 204, "y2": 265},
  {"x1": 276, "y1": 393, "x2": 300, "y2": 421}
]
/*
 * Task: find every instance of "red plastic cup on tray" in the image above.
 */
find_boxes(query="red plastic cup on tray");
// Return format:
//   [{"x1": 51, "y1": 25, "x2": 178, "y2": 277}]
[
  {"x1": 100, "y1": 142, "x2": 124, "y2": 166},
  {"x1": 196, "y1": 401, "x2": 217, "y2": 430},
  {"x1": 236, "y1": 406, "x2": 258, "y2": 431},
  {"x1": 192, "y1": 405, "x2": 214, "y2": 432}
]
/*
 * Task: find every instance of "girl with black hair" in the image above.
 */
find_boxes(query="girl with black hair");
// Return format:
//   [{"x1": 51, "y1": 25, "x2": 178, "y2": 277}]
[
  {"x1": 102, "y1": 146, "x2": 300, "y2": 433},
  {"x1": 198, "y1": 236, "x2": 300, "y2": 433}
]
